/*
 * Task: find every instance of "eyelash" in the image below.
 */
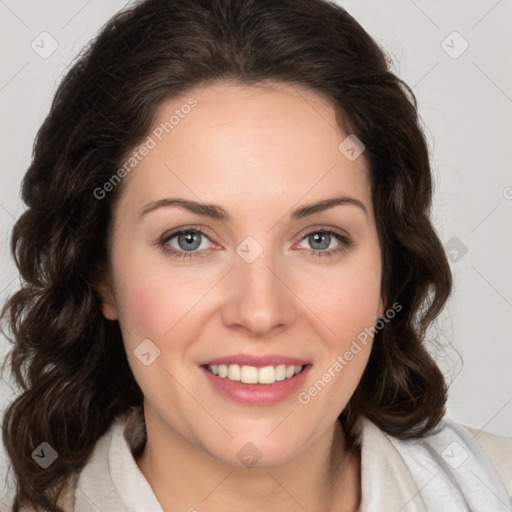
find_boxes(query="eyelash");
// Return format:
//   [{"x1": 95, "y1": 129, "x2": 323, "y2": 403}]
[{"x1": 158, "y1": 227, "x2": 352, "y2": 260}]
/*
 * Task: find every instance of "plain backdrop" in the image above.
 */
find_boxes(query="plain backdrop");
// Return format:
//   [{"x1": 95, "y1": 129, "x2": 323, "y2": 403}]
[{"x1": 1, "y1": 0, "x2": 511, "y2": 506}]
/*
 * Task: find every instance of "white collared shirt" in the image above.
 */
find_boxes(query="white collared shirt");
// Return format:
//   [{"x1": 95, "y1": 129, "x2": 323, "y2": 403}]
[{"x1": 65, "y1": 409, "x2": 511, "y2": 512}]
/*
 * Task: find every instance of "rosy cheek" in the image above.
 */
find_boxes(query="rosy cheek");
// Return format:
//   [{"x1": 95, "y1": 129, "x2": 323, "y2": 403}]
[
  {"x1": 129, "y1": 283, "x2": 184, "y2": 340},
  {"x1": 121, "y1": 287, "x2": 162, "y2": 344}
]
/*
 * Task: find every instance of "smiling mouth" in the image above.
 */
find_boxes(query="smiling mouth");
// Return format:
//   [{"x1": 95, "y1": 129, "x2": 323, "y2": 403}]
[{"x1": 204, "y1": 363, "x2": 307, "y2": 385}]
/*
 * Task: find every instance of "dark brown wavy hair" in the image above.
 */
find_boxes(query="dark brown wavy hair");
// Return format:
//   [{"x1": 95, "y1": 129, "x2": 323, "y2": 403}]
[{"x1": 1, "y1": 0, "x2": 453, "y2": 509}]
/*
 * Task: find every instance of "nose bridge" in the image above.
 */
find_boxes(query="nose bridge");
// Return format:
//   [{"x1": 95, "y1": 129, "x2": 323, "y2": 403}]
[{"x1": 222, "y1": 238, "x2": 296, "y2": 336}]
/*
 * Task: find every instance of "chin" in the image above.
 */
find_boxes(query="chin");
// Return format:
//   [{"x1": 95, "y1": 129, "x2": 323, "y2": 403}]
[{"x1": 201, "y1": 432, "x2": 302, "y2": 470}]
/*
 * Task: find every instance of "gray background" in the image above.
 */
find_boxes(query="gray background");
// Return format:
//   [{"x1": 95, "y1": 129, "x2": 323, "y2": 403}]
[{"x1": 1, "y1": 0, "x2": 511, "y2": 507}]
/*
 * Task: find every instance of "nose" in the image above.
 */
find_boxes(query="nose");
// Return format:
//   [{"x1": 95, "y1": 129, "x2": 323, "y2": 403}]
[{"x1": 221, "y1": 248, "x2": 297, "y2": 338}]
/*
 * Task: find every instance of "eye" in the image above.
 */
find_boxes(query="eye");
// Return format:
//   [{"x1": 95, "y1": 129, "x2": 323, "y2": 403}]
[
  {"x1": 159, "y1": 228, "x2": 215, "y2": 259},
  {"x1": 295, "y1": 229, "x2": 352, "y2": 259},
  {"x1": 158, "y1": 227, "x2": 352, "y2": 260}
]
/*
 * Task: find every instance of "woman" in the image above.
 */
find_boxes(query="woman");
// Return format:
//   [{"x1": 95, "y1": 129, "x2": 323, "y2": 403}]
[{"x1": 1, "y1": 0, "x2": 510, "y2": 510}]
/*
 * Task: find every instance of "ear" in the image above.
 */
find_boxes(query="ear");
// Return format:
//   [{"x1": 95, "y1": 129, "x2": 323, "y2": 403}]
[{"x1": 95, "y1": 264, "x2": 119, "y2": 321}]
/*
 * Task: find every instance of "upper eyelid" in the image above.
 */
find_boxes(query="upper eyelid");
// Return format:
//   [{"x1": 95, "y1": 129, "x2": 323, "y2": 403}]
[{"x1": 161, "y1": 225, "x2": 215, "y2": 239}]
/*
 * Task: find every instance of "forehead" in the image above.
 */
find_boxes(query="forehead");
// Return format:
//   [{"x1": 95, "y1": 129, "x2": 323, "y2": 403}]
[{"x1": 116, "y1": 81, "x2": 372, "y2": 221}]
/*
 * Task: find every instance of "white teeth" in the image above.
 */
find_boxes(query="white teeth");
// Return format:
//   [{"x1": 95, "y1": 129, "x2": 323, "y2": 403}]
[
  {"x1": 258, "y1": 366, "x2": 275, "y2": 384},
  {"x1": 228, "y1": 364, "x2": 241, "y2": 381},
  {"x1": 240, "y1": 365, "x2": 258, "y2": 384},
  {"x1": 207, "y1": 364, "x2": 304, "y2": 384},
  {"x1": 275, "y1": 364, "x2": 287, "y2": 382}
]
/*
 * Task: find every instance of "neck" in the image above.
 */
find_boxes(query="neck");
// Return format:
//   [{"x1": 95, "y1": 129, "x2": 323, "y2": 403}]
[{"x1": 135, "y1": 409, "x2": 361, "y2": 512}]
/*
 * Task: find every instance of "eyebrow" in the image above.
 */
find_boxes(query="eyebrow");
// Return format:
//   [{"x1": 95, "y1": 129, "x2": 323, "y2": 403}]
[{"x1": 138, "y1": 195, "x2": 368, "y2": 221}]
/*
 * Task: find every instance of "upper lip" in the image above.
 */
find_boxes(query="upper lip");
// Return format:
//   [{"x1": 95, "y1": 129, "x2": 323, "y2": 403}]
[{"x1": 200, "y1": 354, "x2": 311, "y2": 368}]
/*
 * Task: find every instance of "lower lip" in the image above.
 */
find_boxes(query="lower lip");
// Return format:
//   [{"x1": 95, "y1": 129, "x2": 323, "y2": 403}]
[{"x1": 200, "y1": 365, "x2": 312, "y2": 406}]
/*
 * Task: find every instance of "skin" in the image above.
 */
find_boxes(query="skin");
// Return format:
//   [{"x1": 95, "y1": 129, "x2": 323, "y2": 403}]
[{"x1": 99, "y1": 81, "x2": 384, "y2": 512}]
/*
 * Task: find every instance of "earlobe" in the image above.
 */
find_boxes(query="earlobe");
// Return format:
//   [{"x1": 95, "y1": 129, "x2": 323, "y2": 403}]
[
  {"x1": 95, "y1": 265, "x2": 119, "y2": 321},
  {"x1": 102, "y1": 300, "x2": 118, "y2": 321}
]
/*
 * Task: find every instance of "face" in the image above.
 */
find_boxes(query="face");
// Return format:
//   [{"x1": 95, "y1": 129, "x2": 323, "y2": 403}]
[{"x1": 100, "y1": 81, "x2": 384, "y2": 467}]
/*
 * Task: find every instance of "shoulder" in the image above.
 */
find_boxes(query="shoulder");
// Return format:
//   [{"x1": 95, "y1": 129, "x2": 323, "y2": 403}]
[
  {"x1": 462, "y1": 422, "x2": 512, "y2": 496},
  {"x1": 73, "y1": 407, "x2": 161, "y2": 512},
  {"x1": 409, "y1": 418, "x2": 512, "y2": 490},
  {"x1": 386, "y1": 417, "x2": 512, "y2": 509},
  {"x1": 37, "y1": 415, "x2": 130, "y2": 512},
  {"x1": 355, "y1": 415, "x2": 512, "y2": 511},
  {"x1": 72, "y1": 414, "x2": 130, "y2": 511}
]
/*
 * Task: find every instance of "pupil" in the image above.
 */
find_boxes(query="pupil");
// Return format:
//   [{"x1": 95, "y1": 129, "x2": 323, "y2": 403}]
[
  {"x1": 179, "y1": 232, "x2": 201, "y2": 251},
  {"x1": 310, "y1": 232, "x2": 329, "y2": 250}
]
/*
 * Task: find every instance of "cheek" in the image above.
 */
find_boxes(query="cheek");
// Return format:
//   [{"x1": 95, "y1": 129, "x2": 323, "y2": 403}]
[
  {"x1": 112, "y1": 262, "x2": 175, "y2": 348},
  {"x1": 121, "y1": 284, "x2": 189, "y2": 342},
  {"x1": 307, "y1": 261, "x2": 382, "y2": 339},
  {"x1": 116, "y1": 285, "x2": 181, "y2": 394},
  {"x1": 339, "y1": 274, "x2": 380, "y2": 325},
  {"x1": 301, "y1": 265, "x2": 380, "y2": 412},
  {"x1": 112, "y1": 247, "x2": 194, "y2": 341},
  {"x1": 132, "y1": 287, "x2": 163, "y2": 334}
]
